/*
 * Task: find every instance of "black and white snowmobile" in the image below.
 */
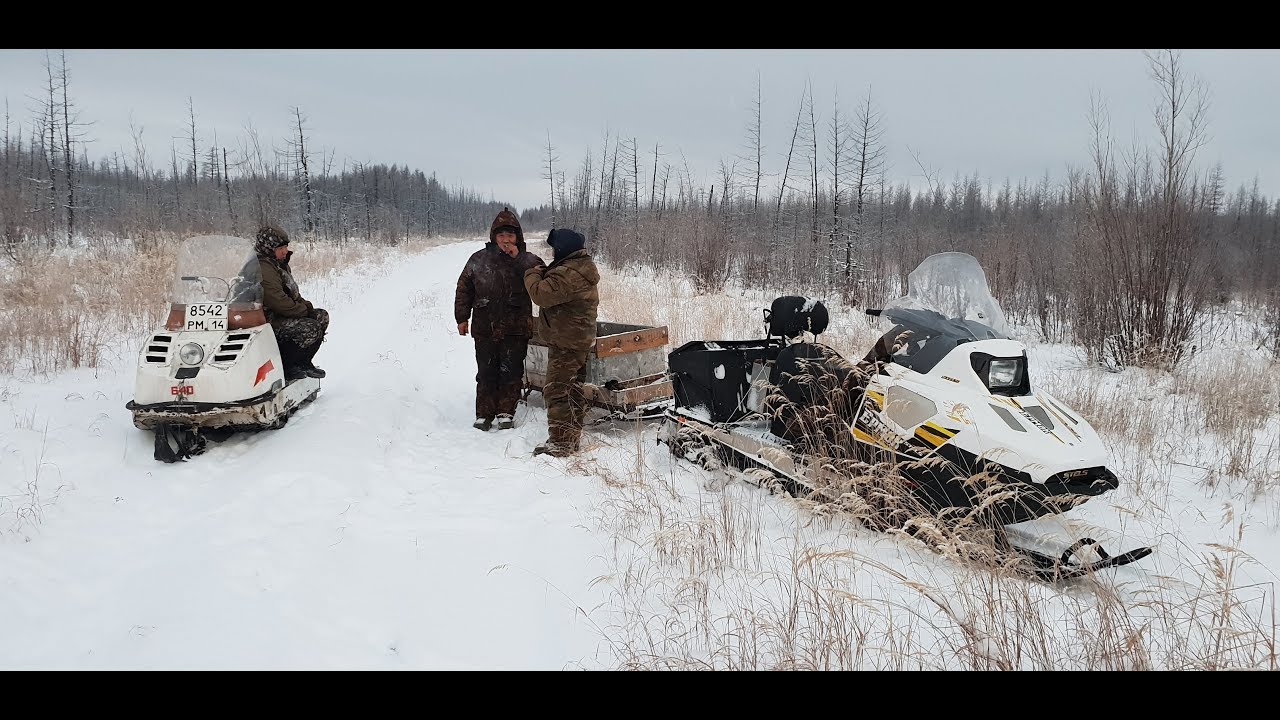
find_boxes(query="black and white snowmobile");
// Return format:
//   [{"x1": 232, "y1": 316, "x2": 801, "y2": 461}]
[
  {"x1": 658, "y1": 252, "x2": 1152, "y2": 581},
  {"x1": 126, "y1": 235, "x2": 320, "y2": 462}
]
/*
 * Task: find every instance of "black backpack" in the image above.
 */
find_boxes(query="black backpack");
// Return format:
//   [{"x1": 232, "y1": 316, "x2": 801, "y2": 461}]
[{"x1": 765, "y1": 296, "x2": 829, "y2": 339}]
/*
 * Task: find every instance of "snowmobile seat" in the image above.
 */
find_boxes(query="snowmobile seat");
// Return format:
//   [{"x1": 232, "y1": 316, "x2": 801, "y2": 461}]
[{"x1": 766, "y1": 341, "x2": 870, "y2": 440}]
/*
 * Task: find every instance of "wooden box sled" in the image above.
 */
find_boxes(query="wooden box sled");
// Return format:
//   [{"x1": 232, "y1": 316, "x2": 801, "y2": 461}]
[{"x1": 525, "y1": 321, "x2": 673, "y2": 419}]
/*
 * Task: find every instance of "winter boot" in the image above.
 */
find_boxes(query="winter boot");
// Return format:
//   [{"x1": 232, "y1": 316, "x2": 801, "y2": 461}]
[
  {"x1": 533, "y1": 441, "x2": 573, "y2": 457},
  {"x1": 495, "y1": 414, "x2": 515, "y2": 430},
  {"x1": 298, "y1": 338, "x2": 325, "y2": 378},
  {"x1": 277, "y1": 336, "x2": 311, "y2": 381},
  {"x1": 533, "y1": 425, "x2": 578, "y2": 457},
  {"x1": 473, "y1": 416, "x2": 493, "y2": 431}
]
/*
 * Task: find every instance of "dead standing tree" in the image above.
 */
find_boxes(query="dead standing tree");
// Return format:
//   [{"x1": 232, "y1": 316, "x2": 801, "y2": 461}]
[
  {"x1": 826, "y1": 90, "x2": 850, "y2": 291},
  {"x1": 543, "y1": 131, "x2": 558, "y2": 226},
  {"x1": 56, "y1": 51, "x2": 88, "y2": 245},
  {"x1": 731, "y1": 72, "x2": 767, "y2": 281},
  {"x1": 848, "y1": 88, "x2": 886, "y2": 301},
  {"x1": 805, "y1": 79, "x2": 820, "y2": 251},
  {"x1": 773, "y1": 86, "x2": 806, "y2": 252},
  {"x1": 222, "y1": 147, "x2": 236, "y2": 234},
  {"x1": 748, "y1": 72, "x2": 764, "y2": 212},
  {"x1": 286, "y1": 106, "x2": 316, "y2": 245},
  {"x1": 631, "y1": 136, "x2": 640, "y2": 236},
  {"x1": 41, "y1": 53, "x2": 60, "y2": 248}
]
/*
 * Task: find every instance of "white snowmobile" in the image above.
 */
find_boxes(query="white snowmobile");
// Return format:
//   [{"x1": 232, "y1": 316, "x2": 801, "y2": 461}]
[
  {"x1": 126, "y1": 235, "x2": 320, "y2": 462},
  {"x1": 659, "y1": 252, "x2": 1152, "y2": 581}
]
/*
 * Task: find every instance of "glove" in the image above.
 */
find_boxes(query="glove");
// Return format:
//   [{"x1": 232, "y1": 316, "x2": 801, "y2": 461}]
[{"x1": 518, "y1": 251, "x2": 546, "y2": 271}]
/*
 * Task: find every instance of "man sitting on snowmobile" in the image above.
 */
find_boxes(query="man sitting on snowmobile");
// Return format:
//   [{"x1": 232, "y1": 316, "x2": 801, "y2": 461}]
[{"x1": 255, "y1": 223, "x2": 329, "y2": 381}]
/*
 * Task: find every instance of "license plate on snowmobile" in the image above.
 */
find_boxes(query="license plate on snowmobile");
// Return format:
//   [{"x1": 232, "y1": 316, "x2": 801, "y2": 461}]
[{"x1": 184, "y1": 303, "x2": 228, "y2": 331}]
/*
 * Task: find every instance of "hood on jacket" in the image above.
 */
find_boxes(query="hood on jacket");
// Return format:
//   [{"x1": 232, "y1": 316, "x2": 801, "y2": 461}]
[
  {"x1": 547, "y1": 227, "x2": 586, "y2": 262},
  {"x1": 489, "y1": 206, "x2": 526, "y2": 251}
]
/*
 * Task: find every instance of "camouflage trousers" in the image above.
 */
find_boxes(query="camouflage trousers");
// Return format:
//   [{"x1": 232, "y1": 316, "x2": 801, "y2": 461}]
[
  {"x1": 544, "y1": 347, "x2": 589, "y2": 450},
  {"x1": 275, "y1": 308, "x2": 329, "y2": 368},
  {"x1": 474, "y1": 336, "x2": 529, "y2": 419}
]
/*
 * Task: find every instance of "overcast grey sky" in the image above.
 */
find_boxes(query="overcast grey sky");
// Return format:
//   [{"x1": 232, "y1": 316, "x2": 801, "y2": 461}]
[{"x1": 2, "y1": 49, "x2": 1277, "y2": 212}]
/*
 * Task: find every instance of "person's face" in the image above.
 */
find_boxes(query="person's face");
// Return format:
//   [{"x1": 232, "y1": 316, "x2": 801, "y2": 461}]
[
  {"x1": 495, "y1": 230, "x2": 518, "y2": 257},
  {"x1": 274, "y1": 244, "x2": 289, "y2": 261}
]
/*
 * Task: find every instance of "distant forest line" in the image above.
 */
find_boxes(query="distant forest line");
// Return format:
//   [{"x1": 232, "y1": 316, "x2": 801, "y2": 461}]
[{"x1": 2, "y1": 50, "x2": 1277, "y2": 366}]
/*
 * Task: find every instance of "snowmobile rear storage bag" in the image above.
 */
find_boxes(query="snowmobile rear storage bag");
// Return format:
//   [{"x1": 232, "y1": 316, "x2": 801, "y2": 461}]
[
  {"x1": 765, "y1": 296, "x2": 829, "y2": 339},
  {"x1": 667, "y1": 339, "x2": 781, "y2": 423}
]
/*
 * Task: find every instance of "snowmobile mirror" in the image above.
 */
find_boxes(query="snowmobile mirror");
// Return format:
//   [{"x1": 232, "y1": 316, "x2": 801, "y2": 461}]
[{"x1": 865, "y1": 308, "x2": 881, "y2": 317}]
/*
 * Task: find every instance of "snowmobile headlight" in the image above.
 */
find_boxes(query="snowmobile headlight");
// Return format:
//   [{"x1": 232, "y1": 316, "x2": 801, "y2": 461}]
[
  {"x1": 179, "y1": 343, "x2": 205, "y2": 366},
  {"x1": 988, "y1": 358, "x2": 1022, "y2": 388}
]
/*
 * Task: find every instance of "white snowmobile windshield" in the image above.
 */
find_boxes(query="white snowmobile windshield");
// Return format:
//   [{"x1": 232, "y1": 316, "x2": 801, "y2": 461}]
[
  {"x1": 872, "y1": 252, "x2": 1012, "y2": 373},
  {"x1": 170, "y1": 235, "x2": 263, "y2": 306},
  {"x1": 882, "y1": 252, "x2": 1009, "y2": 339}
]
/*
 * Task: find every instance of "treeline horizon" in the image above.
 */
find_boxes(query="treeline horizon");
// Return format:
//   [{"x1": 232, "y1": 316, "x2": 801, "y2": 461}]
[
  {"x1": 522, "y1": 52, "x2": 1280, "y2": 366},
  {"x1": 2, "y1": 50, "x2": 1278, "y2": 366}
]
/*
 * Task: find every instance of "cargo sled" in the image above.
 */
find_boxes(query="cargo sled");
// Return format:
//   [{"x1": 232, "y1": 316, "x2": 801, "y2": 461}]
[{"x1": 524, "y1": 321, "x2": 673, "y2": 420}]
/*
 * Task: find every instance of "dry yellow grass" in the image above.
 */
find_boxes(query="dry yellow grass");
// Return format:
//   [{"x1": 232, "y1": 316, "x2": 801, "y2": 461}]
[
  {"x1": 0, "y1": 235, "x2": 455, "y2": 375},
  {"x1": 588, "y1": 259, "x2": 1279, "y2": 670}
]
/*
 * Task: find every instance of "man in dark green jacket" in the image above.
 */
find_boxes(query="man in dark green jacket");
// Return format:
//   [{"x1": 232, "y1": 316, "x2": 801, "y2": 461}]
[
  {"x1": 522, "y1": 228, "x2": 599, "y2": 457},
  {"x1": 255, "y1": 224, "x2": 329, "y2": 380}
]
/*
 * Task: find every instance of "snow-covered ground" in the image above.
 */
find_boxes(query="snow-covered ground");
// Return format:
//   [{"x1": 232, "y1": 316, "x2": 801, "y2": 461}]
[
  {"x1": 0, "y1": 239, "x2": 614, "y2": 669},
  {"x1": 2, "y1": 238, "x2": 1277, "y2": 669}
]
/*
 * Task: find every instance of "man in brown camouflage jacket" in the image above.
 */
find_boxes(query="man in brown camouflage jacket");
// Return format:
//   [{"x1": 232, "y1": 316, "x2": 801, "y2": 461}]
[
  {"x1": 522, "y1": 227, "x2": 599, "y2": 457},
  {"x1": 255, "y1": 224, "x2": 329, "y2": 381},
  {"x1": 455, "y1": 207, "x2": 536, "y2": 431}
]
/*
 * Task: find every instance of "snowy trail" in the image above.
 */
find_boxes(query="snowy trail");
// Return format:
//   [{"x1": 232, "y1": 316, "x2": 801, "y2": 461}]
[{"x1": 0, "y1": 241, "x2": 615, "y2": 669}]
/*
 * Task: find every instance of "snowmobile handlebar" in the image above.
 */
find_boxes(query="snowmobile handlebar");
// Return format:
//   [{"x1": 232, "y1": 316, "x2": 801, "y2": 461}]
[{"x1": 180, "y1": 275, "x2": 232, "y2": 301}]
